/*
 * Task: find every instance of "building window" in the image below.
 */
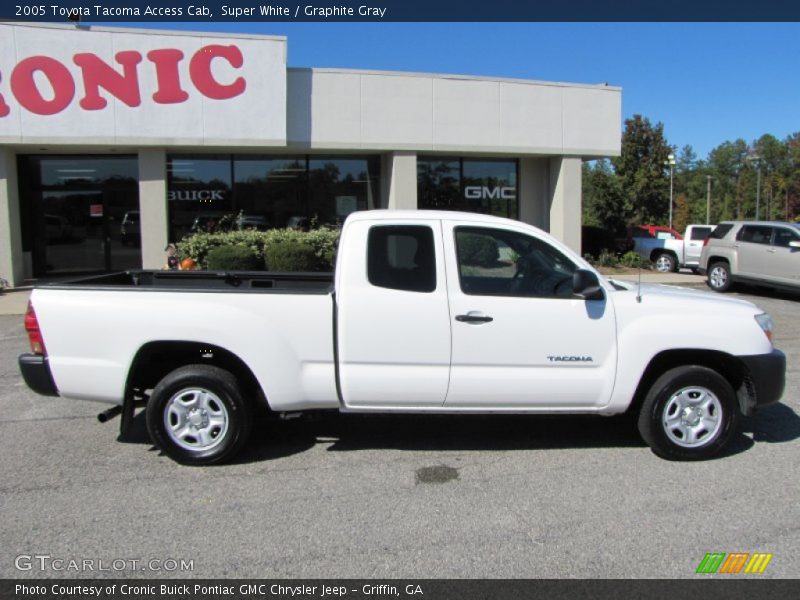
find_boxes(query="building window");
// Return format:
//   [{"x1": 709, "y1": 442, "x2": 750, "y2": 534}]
[
  {"x1": 309, "y1": 156, "x2": 381, "y2": 226},
  {"x1": 167, "y1": 156, "x2": 232, "y2": 240},
  {"x1": 233, "y1": 156, "x2": 307, "y2": 229},
  {"x1": 18, "y1": 155, "x2": 139, "y2": 276},
  {"x1": 417, "y1": 157, "x2": 518, "y2": 219},
  {"x1": 167, "y1": 154, "x2": 381, "y2": 241}
]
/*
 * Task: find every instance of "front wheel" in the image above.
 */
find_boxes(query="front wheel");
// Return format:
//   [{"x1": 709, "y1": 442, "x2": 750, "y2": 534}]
[
  {"x1": 707, "y1": 261, "x2": 732, "y2": 292},
  {"x1": 146, "y1": 365, "x2": 252, "y2": 465},
  {"x1": 654, "y1": 252, "x2": 677, "y2": 273},
  {"x1": 637, "y1": 366, "x2": 739, "y2": 460}
]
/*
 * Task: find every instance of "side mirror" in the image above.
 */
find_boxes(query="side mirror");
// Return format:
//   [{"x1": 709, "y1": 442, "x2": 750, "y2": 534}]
[
  {"x1": 788, "y1": 240, "x2": 800, "y2": 250},
  {"x1": 573, "y1": 269, "x2": 604, "y2": 300}
]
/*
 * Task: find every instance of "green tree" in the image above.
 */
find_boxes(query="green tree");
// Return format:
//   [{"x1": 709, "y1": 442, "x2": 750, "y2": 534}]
[
  {"x1": 611, "y1": 115, "x2": 672, "y2": 225},
  {"x1": 582, "y1": 159, "x2": 626, "y2": 234},
  {"x1": 707, "y1": 139, "x2": 749, "y2": 220}
]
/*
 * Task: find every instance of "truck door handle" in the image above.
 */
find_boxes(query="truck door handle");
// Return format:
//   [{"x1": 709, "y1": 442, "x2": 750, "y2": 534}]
[{"x1": 456, "y1": 312, "x2": 493, "y2": 324}]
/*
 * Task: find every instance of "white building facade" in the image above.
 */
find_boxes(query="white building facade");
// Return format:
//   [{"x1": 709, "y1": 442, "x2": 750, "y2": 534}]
[{"x1": 0, "y1": 23, "x2": 621, "y2": 286}]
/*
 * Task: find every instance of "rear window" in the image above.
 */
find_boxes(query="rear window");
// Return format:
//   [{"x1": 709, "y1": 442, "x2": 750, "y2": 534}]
[
  {"x1": 689, "y1": 227, "x2": 713, "y2": 241},
  {"x1": 367, "y1": 225, "x2": 436, "y2": 293},
  {"x1": 709, "y1": 224, "x2": 734, "y2": 240}
]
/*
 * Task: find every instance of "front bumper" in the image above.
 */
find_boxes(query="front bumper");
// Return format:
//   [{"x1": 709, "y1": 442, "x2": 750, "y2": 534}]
[
  {"x1": 738, "y1": 349, "x2": 786, "y2": 413},
  {"x1": 18, "y1": 354, "x2": 59, "y2": 397}
]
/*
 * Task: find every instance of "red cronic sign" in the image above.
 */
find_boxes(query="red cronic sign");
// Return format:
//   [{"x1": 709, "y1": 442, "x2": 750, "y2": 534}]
[{"x1": 0, "y1": 44, "x2": 246, "y2": 117}]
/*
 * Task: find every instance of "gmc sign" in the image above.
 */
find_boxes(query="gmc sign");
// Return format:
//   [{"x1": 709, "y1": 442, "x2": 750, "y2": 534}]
[{"x1": 464, "y1": 186, "x2": 516, "y2": 200}]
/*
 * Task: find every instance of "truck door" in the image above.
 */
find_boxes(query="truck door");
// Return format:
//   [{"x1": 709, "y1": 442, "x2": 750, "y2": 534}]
[
  {"x1": 685, "y1": 226, "x2": 713, "y2": 266},
  {"x1": 442, "y1": 222, "x2": 617, "y2": 409},
  {"x1": 335, "y1": 219, "x2": 452, "y2": 408}
]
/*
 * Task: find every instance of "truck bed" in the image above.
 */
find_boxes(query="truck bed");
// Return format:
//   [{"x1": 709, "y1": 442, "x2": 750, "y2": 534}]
[{"x1": 40, "y1": 270, "x2": 334, "y2": 294}]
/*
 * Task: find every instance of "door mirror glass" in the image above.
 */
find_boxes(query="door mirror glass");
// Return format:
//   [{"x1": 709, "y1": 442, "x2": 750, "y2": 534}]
[{"x1": 572, "y1": 269, "x2": 604, "y2": 300}]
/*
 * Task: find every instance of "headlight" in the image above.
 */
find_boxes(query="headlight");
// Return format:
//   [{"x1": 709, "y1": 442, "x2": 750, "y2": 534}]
[{"x1": 755, "y1": 313, "x2": 774, "y2": 344}]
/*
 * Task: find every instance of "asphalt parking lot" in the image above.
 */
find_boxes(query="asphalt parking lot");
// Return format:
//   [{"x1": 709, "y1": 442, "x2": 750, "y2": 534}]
[{"x1": 0, "y1": 286, "x2": 798, "y2": 579}]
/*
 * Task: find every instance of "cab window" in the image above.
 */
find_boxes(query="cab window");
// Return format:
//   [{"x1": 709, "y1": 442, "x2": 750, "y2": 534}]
[
  {"x1": 454, "y1": 227, "x2": 576, "y2": 298},
  {"x1": 367, "y1": 225, "x2": 436, "y2": 293}
]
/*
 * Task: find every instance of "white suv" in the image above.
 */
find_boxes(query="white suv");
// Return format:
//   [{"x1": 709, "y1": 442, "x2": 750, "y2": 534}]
[{"x1": 700, "y1": 221, "x2": 800, "y2": 292}]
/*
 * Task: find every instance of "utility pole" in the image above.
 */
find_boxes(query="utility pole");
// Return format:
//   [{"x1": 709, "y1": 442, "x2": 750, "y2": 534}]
[
  {"x1": 706, "y1": 175, "x2": 713, "y2": 224},
  {"x1": 756, "y1": 164, "x2": 762, "y2": 220},
  {"x1": 746, "y1": 154, "x2": 762, "y2": 220},
  {"x1": 665, "y1": 153, "x2": 676, "y2": 229}
]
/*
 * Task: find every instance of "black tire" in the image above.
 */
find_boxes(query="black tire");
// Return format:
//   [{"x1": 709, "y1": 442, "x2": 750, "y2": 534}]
[
  {"x1": 654, "y1": 252, "x2": 677, "y2": 273},
  {"x1": 637, "y1": 365, "x2": 739, "y2": 460},
  {"x1": 146, "y1": 364, "x2": 252, "y2": 466},
  {"x1": 707, "y1": 261, "x2": 733, "y2": 292}
]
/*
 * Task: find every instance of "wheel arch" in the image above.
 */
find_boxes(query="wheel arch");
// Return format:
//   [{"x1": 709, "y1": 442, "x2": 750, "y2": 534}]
[
  {"x1": 628, "y1": 349, "x2": 755, "y2": 417},
  {"x1": 649, "y1": 248, "x2": 678, "y2": 262},
  {"x1": 125, "y1": 341, "x2": 270, "y2": 415},
  {"x1": 707, "y1": 255, "x2": 730, "y2": 266}
]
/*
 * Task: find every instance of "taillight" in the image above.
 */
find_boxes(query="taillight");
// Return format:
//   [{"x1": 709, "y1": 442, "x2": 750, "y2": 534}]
[
  {"x1": 703, "y1": 237, "x2": 710, "y2": 247},
  {"x1": 24, "y1": 301, "x2": 46, "y2": 355}
]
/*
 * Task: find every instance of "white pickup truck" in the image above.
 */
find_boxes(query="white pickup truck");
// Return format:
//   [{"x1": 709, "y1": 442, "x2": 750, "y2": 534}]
[
  {"x1": 19, "y1": 211, "x2": 784, "y2": 464},
  {"x1": 632, "y1": 224, "x2": 716, "y2": 273}
]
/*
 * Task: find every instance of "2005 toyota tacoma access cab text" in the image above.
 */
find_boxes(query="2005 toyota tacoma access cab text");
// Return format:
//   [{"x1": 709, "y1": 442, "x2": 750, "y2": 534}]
[{"x1": 18, "y1": 211, "x2": 786, "y2": 464}]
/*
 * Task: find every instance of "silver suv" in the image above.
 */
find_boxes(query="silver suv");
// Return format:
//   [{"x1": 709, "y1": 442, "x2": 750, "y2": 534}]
[{"x1": 699, "y1": 221, "x2": 800, "y2": 293}]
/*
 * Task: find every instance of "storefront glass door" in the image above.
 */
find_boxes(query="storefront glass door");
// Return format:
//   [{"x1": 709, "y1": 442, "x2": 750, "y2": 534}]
[{"x1": 19, "y1": 156, "x2": 140, "y2": 276}]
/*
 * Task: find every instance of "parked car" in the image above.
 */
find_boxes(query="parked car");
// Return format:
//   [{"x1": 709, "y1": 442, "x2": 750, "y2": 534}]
[
  {"x1": 236, "y1": 214, "x2": 270, "y2": 231},
  {"x1": 631, "y1": 224, "x2": 715, "y2": 273},
  {"x1": 120, "y1": 211, "x2": 140, "y2": 246},
  {"x1": 700, "y1": 221, "x2": 800, "y2": 293},
  {"x1": 18, "y1": 210, "x2": 784, "y2": 465}
]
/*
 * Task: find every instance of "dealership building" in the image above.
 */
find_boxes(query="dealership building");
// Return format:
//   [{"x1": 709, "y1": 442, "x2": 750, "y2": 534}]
[{"x1": 0, "y1": 22, "x2": 621, "y2": 286}]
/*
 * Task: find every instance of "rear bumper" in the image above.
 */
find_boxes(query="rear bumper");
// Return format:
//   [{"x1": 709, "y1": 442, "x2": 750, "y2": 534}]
[
  {"x1": 739, "y1": 349, "x2": 785, "y2": 413},
  {"x1": 18, "y1": 354, "x2": 59, "y2": 397}
]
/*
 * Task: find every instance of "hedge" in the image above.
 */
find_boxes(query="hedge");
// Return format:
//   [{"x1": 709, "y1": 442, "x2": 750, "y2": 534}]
[
  {"x1": 176, "y1": 227, "x2": 340, "y2": 271},
  {"x1": 206, "y1": 245, "x2": 262, "y2": 271},
  {"x1": 264, "y1": 239, "x2": 319, "y2": 271}
]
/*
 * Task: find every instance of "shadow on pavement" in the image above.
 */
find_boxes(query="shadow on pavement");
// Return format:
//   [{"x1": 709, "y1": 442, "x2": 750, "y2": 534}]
[
  {"x1": 740, "y1": 402, "x2": 800, "y2": 443},
  {"x1": 116, "y1": 404, "x2": 798, "y2": 465}
]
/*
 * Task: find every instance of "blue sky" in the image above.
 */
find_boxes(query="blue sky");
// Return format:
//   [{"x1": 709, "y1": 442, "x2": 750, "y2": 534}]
[{"x1": 116, "y1": 22, "x2": 799, "y2": 159}]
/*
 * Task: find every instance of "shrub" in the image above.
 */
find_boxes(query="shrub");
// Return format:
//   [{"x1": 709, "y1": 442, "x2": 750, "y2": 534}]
[
  {"x1": 618, "y1": 251, "x2": 652, "y2": 269},
  {"x1": 176, "y1": 227, "x2": 340, "y2": 270},
  {"x1": 458, "y1": 233, "x2": 499, "y2": 266},
  {"x1": 595, "y1": 249, "x2": 618, "y2": 268},
  {"x1": 264, "y1": 239, "x2": 319, "y2": 272},
  {"x1": 206, "y1": 245, "x2": 262, "y2": 271}
]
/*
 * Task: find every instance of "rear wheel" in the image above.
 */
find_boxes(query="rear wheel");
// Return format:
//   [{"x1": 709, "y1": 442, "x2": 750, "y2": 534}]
[
  {"x1": 707, "y1": 261, "x2": 732, "y2": 292},
  {"x1": 654, "y1": 252, "x2": 677, "y2": 273},
  {"x1": 637, "y1": 366, "x2": 738, "y2": 460},
  {"x1": 146, "y1": 365, "x2": 252, "y2": 465}
]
